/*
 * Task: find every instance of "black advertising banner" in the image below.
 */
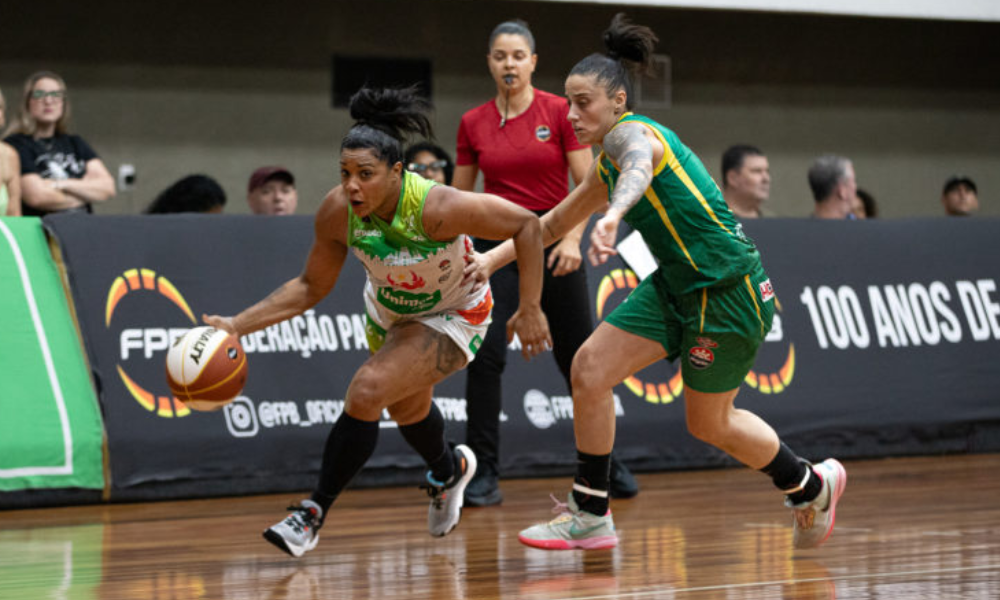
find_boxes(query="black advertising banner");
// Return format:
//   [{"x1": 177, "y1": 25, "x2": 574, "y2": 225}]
[
  {"x1": 47, "y1": 214, "x2": 385, "y2": 498},
  {"x1": 591, "y1": 218, "x2": 1000, "y2": 472},
  {"x1": 46, "y1": 214, "x2": 1000, "y2": 500},
  {"x1": 483, "y1": 218, "x2": 1000, "y2": 477}
]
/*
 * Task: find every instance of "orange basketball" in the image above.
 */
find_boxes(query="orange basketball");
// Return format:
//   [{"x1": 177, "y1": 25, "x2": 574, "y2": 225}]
[{"x1": 165, "y1": 326, "x2": 248, "y2": 411}]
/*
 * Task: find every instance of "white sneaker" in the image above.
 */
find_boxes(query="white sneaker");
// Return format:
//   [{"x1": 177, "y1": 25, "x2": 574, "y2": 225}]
[
  {"x1": 263, "y1": 500, "x2": 323, "y2": 557},
  {"x1": 423, "y1": 444, "x2": 477, "y2": 537},
  {"x1": 518, "y1": 493, "x2": 618, "y2": 550},
  {"x1": 787, "y1": 459, "x2": 847, "y2": 549}
]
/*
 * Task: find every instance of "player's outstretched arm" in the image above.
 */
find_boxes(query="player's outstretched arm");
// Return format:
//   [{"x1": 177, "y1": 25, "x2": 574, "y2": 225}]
[
  {"x1": 463, "y1": 164, "x2": 608, "y2": 290},
  {"x1": 204, "y1": 191, "x2": 350, "y2": 337}
]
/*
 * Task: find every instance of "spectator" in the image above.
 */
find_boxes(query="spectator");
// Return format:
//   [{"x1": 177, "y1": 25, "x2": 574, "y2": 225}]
[
  {"x1": 2, "y1": 71, "x2": 115, "y2": 216},
  {"x1": 145, "y1": 174, "x2": 226, "y2": 214},
  {"x1": 808, "y1": 155, "x2": 857, "y2": 219},
  {"x1": 247, "y1": 166, "x2": 298, "y2": 215},
  {"x1": 405, "y1": 142, "x2": 454, "y2": 186},
  {"x1": 0, "y1": 87, "x2": 22, "y2": 216},
  {"x1": 454, "y1": 18, "x2": 637, "y2": 507},
  {"x1": 854, "y1": 188, "x2": 877, "y2": 219},
  {"x1": 721, "y1": 144, "x2": 770, "y2": 219},
  {"x1": 941, "y1": 175, "x2": 978, "y2": 217}
]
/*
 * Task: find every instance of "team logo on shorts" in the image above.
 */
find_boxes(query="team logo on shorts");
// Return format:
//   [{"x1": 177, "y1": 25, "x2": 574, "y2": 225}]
[
  {"x1": 759, "y1": 279, "x2": 775, "y2": 302},
  {"x1": 688, "y1": 346, "x2": 715, "y2": 370},
  {"x1": 535, "y1": 125, "x2": 552, "y2": 142},
  {"x1": 695, "y1": 336, "x2": 718, "y2": 348}
]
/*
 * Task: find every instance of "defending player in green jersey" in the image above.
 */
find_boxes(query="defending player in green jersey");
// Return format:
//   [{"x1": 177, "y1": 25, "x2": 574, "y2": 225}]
[{"x1": 471, "y1": 13, "x2": 846, "y2": 552}]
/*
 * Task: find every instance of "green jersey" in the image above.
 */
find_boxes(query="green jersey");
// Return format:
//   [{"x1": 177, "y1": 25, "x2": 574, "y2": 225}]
[
  {"x1": 347, "y1": 171, "x2": 487, "y2": 318},
  {"x1": 596, "y1": 113, "x2": 761, "y2": 295}
]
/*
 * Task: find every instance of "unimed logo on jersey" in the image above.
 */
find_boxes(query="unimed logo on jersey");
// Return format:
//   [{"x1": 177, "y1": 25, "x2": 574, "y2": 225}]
[
  {"x1": 594, "y1": 268, "x2": 795, "y2": 402},
  {"x1": 105, "y1": 268, "x2": 197, "y2": 418}
]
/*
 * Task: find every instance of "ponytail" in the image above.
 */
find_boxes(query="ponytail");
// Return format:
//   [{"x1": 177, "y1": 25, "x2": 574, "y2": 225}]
[
  {"x1": 341, "y1": 86, "x2": 434, "y2": 166},
  {"x1": 568, "y1": 14, "x2": 659, "y2": 110}
]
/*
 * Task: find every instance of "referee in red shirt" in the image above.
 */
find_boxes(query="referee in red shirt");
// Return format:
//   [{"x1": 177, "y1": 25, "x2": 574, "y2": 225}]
[{"x1": 454, "y1": 19, "x2": 638, "y2": 507}]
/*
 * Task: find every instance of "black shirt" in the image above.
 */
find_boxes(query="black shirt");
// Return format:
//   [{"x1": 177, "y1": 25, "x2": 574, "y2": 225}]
[{"x1": 3, "y1": 133, "x2": 99, "y2": 216}]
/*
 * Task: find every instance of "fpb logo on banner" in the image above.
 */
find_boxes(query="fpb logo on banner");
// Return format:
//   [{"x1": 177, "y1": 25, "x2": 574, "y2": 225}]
[
  {"x1": 105, "y1": 268, "x2": 196, "y2": 418},
  {"x1": 594, "y1": 268, "x2": 795, "y2": 404}
]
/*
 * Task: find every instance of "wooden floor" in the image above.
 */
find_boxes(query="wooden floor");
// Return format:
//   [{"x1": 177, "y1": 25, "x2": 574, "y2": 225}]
[{"x1": 2, "y1": 454, "x2": 1000, "y2": 599}]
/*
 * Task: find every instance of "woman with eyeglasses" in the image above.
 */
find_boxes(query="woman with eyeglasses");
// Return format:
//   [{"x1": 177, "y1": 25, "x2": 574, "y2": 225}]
[
  {"x1": 405, "y1": 142, "x2": 454, "y2": 186},
  {"x1": 3, "y1": 71, "x2": 115, "y2": 216},
  {"x1": 454, "y1": 19, "x2": 637, "y2": 508},
  {"x1": 0, "y1": 87, "x2": 22, "y2": 216}
]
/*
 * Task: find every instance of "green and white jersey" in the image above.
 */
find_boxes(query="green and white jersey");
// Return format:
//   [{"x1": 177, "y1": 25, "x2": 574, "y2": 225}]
[
  {"x1": 596, "y1": 113, "x2": 762, "y2": 296},
  {"x1": 348, "y1": 171, "x2": 489, "y2": 318}
]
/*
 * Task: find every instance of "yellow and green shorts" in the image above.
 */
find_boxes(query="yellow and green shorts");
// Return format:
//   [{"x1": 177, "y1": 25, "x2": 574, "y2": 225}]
[{"x1": 605, "y1": 265, "x2": 774, "y2": 393}]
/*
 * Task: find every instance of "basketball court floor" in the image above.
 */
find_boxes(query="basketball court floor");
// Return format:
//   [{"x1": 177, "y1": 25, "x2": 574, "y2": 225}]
[{"x1": 2, "y1": 453, "x2": 999, "y2": 599}]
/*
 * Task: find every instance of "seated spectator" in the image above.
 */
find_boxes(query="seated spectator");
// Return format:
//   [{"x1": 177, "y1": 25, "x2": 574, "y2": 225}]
[
  {"x1": 2, "y1": 71, "x2": 115, "y2": 216},
  {"x1": 247, "y1": 166, "x2": 298, "y2": 215},
  {"x1": 404, "y1": 141, "x2": 454, "y2": 185},
  {"x1": 808, "y1": 155, "x2": 857, "y2": 219},
  {"x1": 721, "y1": 144, "x2": 769, "y2": 219},
  {"x1": 0, "y1": 87, "x2": 22, "y2": 216},
  {"x1": 941, "y1": 175, "x2": 978, "y2": 217},
  {"x1": 854, "y1": 188, "x2": 877, "y2": 219},
  {"x1": 145, "y1": 174, "x2": 226, "y2": 214}
]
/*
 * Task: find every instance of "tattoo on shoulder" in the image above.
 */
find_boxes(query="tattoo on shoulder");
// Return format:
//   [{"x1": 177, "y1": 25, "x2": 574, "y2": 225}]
[
  {"x1": 604, "y1": 124, "x2": 655, "y2": 213},
  {"x1": 604, "y1": 124, "x2": 652, "y2": 167}
]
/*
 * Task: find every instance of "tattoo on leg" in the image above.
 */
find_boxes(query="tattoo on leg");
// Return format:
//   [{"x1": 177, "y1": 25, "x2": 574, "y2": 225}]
[
  {"x1": 435, "y1": 335, "x2": 466, "y2": 375},
  {"x1": 389, "y1": 321, "x2": 467, "y2": 378}
]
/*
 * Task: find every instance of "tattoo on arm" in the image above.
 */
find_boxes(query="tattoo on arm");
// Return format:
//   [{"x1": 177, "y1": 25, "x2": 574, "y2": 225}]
[
  {"x1": 426, "y1": 218, "x2": 445, "y2": 238},
  {"x1": 604, "y1": 125, "x2": 654, "y2": 214}
]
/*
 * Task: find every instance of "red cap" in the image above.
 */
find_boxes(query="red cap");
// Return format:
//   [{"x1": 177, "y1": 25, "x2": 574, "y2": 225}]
[{"x1": 248, "y1": 166, "x2": 294, "y2": 192}]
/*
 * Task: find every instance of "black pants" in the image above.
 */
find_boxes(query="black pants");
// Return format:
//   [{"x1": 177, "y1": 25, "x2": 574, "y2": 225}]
[{"x1": 465, "y1": 237, "x2": 594, "y2": 474}]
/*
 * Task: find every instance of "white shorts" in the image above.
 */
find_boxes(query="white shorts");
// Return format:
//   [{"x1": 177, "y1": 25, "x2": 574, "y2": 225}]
[{"x1": 362, "y1": 286, "x2": 493, "y2": 363}]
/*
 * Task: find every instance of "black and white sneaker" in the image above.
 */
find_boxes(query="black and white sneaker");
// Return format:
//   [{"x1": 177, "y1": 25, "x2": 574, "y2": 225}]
[
  {"x1": 263, "y1": 500, "x2": 323, "y2": 557},
  {"x1": 422, "y1": 444, "x2": 477, "y2": 537}
]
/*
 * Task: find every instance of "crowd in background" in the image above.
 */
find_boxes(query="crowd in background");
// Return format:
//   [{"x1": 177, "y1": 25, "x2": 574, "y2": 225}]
[
  {"x1": 0, "y1": 68, "x2": 982, "y2": 221},
  {"x1": 0, "y1": 18, "x2": 985, "y2": 533}
]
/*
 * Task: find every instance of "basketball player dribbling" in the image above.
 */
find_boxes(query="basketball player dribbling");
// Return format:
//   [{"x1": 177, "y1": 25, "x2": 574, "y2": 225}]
[
  {"x1": 205, "y1": 86, "x2": 551, "y2": 557},
  {"x1": 467, "y1": 14, "x2": 846, "y2": 551}
]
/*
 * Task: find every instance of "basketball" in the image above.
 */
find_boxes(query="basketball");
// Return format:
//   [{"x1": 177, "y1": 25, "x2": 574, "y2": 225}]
[{"x1": 165, "y1": 326, "x2": 248, "y2": 411}]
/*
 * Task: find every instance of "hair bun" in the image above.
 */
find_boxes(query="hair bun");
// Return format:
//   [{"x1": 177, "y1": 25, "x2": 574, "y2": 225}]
[
  {"x1": 347, "y1": 86, "x2": 433, "y2": 142},
  {"x1": 602, "y1": 13, "x2": 658, "y2": 65},
  {"x1": 603, "y1": 31, "x2": 620, "y2": 59}
]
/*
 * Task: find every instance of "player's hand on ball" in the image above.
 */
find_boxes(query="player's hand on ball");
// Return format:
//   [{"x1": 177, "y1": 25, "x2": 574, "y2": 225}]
[{"x1": 203, "y1": 313, "x2": 237, "y2": 336}]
